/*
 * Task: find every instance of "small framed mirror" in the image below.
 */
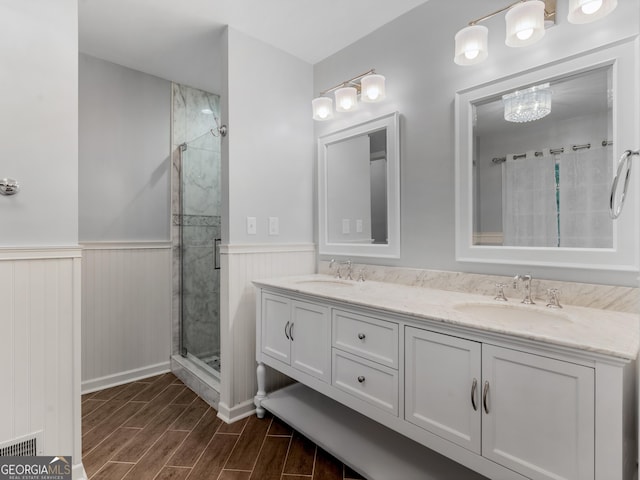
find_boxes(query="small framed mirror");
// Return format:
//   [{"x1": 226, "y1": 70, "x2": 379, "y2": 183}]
[
  {"x1": 455, "y1": 41, "x2": 638, "y2": 271},
  {"x1": 318, "y1": 112, "x2": 400, "y2": 258}
]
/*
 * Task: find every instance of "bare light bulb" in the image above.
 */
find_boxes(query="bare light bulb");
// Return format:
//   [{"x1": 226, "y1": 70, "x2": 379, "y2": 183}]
[
  {"x1": 581, "y1": 0, "x2": 603, "y2": 14},
  {"x1": 341, "y1": 98, "x2": 353, "y2": 110},
  {"x1": 464, "y1": 49, "x2": 480, "y2": 60},
  {"x1": 366, "y1": 87, "x2": 380, "y2": 100},
  {"x1": 516, "y1": 28, "x2": 534, "y2": 40}
]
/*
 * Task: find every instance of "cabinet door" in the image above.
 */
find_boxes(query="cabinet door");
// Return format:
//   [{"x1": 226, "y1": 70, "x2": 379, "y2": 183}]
[
  {"x1": 482, "y1": 345, "x2": 594, "y2": 480},
  {"x1": 405, "y1": 327, "x2": 482, "y2": 453},
  {"x1": 291, "y1": 300, "x2": 331, "y2": 382},
  {"x1": 261, "y1": 293, "x2": 291, "y2": 364}
]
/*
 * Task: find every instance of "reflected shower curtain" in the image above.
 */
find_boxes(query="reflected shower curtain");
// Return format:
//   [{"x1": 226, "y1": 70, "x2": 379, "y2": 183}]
[
  {"x1": 558, "y1": 145, "x2": 612, "y2": 248},
  {"x1": 502, "y1": 152, "x2": 559, "y2": 247}
]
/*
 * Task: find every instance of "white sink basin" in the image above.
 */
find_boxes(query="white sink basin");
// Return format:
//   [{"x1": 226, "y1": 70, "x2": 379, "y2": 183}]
[{"x1": 453, "y1": 302, "x2": 570, "y2": 325}]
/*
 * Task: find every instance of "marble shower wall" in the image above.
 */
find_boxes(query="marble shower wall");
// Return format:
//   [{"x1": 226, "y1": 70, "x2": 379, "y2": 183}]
[{"x1": 172, "y1": 83, "x2": 222, "y2": 363}]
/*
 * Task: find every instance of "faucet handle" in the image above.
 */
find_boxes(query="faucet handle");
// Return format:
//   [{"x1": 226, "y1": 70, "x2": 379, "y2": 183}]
[
  {"x1": 546, "y1": 288, "x2": 562, "y2": 309},
  {"x1": 494, "y1": 283, "x2": 508, "y2": 302},
  {"x1": 357, "y1": 268, "x2": 366, "y2": 282}
]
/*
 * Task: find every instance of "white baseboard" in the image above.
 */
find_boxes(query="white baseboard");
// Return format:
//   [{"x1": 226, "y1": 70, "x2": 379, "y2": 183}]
[
  {"x1": 81, "y1": 361, "x2": 170, "y2": 394},
  {"x1": 217, "y1": 399, "x2": 256, "y2": 424},
  {"x1": 73, "y1": 462, "x2": 87, "y2": 480}
]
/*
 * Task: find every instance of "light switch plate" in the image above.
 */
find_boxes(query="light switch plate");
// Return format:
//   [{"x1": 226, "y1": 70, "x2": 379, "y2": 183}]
[
  {"x1": 342, "y1": 219, "x2": 350, "y2": 234},
  {"x1": 268, "y1": 217, "x2": 279, "y2": 235}
]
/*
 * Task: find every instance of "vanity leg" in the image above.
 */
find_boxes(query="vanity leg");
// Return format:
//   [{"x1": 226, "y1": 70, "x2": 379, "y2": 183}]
[{"x1": 254, "y1": 362, "x2": 266, "y2": 419}]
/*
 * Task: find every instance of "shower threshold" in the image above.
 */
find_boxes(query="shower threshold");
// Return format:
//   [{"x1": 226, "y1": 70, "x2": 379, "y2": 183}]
[{"x1": 171, "y1": 354, "x2": 220, "y2": 408}]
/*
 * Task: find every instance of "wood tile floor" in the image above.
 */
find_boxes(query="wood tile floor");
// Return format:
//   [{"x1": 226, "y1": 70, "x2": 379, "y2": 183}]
[{"x1": 82, "y1": 373, "x2": 366, "y2": 480}]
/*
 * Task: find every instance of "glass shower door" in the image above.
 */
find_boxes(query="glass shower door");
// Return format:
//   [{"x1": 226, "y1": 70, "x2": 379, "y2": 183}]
[{"x1": 179, "y1": 136, "x2": 222, "y2": 377}]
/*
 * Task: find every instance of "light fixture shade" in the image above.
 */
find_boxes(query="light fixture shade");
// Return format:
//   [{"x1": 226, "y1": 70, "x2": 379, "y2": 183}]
[
  {"x1": 505, "y1": 0, "x2": 546, "y2": 47},
  {"x1": 361, "y1": 74, "x2": 386, "y2": 102},
  {"x1": 568, "y1": 0, "x2": 617, "y2": 23},
  {"x1": 335, "y1": 87, "x2": 358, "y2": 112},
  {"x1": 503, "y1": 83, "x2": 552, "y2": 123},
  {"x1": 454, "y1": 25, "x2": 489, "y2": 65},
  {"x1": 312, "y1": 97, "x2": 334, "y2": 121}
]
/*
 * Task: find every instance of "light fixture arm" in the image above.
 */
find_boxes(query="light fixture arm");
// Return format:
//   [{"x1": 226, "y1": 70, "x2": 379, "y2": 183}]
[
  {"x1": 318, "y1": 68, "x2": 376, "y2": 96},
  {"x1": 467, "y1": 0, "x2": 556, "y2": 26}
]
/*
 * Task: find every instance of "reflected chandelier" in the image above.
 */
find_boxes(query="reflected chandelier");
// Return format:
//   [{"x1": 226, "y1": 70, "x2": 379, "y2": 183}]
[{"x1": 502, "y1": 83, "x2": 552, "y2": 123}]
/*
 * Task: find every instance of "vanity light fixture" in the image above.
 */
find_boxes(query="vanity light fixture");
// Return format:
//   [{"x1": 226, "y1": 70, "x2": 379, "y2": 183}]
[
  {"x1": 312, "y1": 69, "x2": 386, "y2": 121},
  {"x1": 454, "y1": 0, "x2": 619, "y2": 66},
  {"x1": 335, "y1": 86, "x2": 358, "y2": 112},
  {"x1": 568, "y1": 0, "x2": 617, "y2": 23},
  {"x1": 502, "y1": 82, "x2": 552, "y2": 123},
  {"x1": 505, "y1": 1, "x2": 546, "y2": 47}
]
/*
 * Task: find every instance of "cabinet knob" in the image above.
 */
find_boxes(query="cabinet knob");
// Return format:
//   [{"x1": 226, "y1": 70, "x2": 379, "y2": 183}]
[
  {"x1": 357, "y1": 332, "x2": 366, "y2": 340},
  {"x1": 357, "y1": 376, "x2": 365, "y2": 383}
]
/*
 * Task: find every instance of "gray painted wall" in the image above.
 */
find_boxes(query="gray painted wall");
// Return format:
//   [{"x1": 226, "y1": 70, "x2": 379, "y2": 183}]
[
  {"x1": 79, "y1": 54, "x2": 171, "y2": 242},
  {"x1": 0, "y1": 1, "x2": 78, "y2": 246},
  {"x1": 314, "y1": 0, "x2": 640, "y2": 286},
  {"x1": 223, "y1": 28, "x2": 314, "y2": 244}
]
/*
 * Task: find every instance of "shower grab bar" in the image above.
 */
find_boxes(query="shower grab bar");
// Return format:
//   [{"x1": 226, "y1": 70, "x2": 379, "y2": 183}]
[{"x1": 610, "y1": 149, "x2": 639, "y2": 219}]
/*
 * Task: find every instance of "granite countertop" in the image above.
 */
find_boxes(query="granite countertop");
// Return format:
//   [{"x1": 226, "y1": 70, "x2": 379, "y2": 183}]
[{"x1": 254, "y1": 274, "x2": 639, "y2": 361}]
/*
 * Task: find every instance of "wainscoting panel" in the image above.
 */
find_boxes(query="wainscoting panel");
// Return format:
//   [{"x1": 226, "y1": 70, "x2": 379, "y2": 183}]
[
  {"x1": 81, "y1": 243, "x2": 172, "y2": 392},
  {"x1": 0, "y1": 249, "x2": 82, "y2": 472},
  {"x1": 218, "y1": 243, "x2": 316, "y2": 422}
]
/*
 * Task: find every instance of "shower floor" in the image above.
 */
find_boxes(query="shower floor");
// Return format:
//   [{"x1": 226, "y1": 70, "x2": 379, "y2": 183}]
[
  {"x1": 203, "y1": 355, "x2": 221, "y2": 371},
  {"x1": 185, "y1": 352, "x2": 221, "y2": 382}
]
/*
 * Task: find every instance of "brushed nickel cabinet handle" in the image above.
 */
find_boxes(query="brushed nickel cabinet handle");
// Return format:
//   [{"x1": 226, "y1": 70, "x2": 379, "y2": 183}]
[
  {"x1": 284, "y1": 321, "x2": 290, "y2": 340},
  {"x1": 357, "y1": 332, "x2": 366, "y2": 340},
  {"x1": 471, "y1": 378, "x2": 478, "y2": 411},
  {"x1": 357, "y1": 376, "x2": 365, "y2": 383},
  {"x1": 289, "y1": 323, "x2": 294, "y2": 341},
  {"x1": 483, "y1": 381, "x2": 490, "y2": 414}
]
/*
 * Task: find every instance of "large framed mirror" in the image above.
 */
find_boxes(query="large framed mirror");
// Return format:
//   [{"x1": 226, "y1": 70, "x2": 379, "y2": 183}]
[
  {"x1": 455, "y1": 41, "x2": 638, "y2": 271},
  {"x1": 318, "y1": 112, "x2": 400, "y2": 258}
]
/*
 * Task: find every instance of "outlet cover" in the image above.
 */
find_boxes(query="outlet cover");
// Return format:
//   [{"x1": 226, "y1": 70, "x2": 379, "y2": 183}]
[{"x1": 247, "y1": 216, "x2": 257, "y2": 235}]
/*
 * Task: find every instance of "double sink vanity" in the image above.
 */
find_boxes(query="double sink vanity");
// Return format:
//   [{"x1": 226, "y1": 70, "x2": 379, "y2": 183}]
[
  {"x1": 253, "y1": 273, "x2": 638, "y2": 480},
  {"x1": 252, "y1": 38, "x2": 640, "y2": 480}
]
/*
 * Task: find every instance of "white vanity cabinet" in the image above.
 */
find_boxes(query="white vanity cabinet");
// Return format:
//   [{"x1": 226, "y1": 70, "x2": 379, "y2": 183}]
[
  {"x1": 405, "y1": 327, "x2": 482, "y2": 453},
  {"x1": 481, "y1": 344, "x2": 594, "y2": 480},
  {"x1": 405, "y1": 326, "x2": 595, "y2": 480},
  {"x1": 261, "y1": 292, "x2": 331, "y2": 382},
  {"x1": 254, "y1": 281, "x2": 637, "y2": 480}
]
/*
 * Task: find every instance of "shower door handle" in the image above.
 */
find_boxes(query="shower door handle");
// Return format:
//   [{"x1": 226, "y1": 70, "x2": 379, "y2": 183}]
[{"x1": 214, "y1": 238, "x2": 221, "y2": 270}]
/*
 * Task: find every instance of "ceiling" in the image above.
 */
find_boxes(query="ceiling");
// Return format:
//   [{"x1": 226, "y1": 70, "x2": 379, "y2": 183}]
[{"x1": 79, "y1": 0, "x2": 429, "y2": 69}]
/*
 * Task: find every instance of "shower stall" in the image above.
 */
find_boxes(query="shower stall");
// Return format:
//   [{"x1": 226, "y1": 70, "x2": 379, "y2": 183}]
[{"x1": 171, "y1": 83, "x2": 222, "y2": 397}]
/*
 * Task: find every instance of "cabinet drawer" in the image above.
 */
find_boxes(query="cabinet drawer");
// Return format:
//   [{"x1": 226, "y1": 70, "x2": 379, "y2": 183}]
[
  {"x1": 332, "y1": 349, "x2": 398, "y2": 416},
  {"x1": 332, "y1": 310, "x2": 398, "y2": 368}
]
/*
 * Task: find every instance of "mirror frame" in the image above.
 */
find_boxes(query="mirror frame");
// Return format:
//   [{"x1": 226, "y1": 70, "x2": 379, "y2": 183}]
[
  {"x1": 318, "y1": 111, "x2": 400, "y2": 258},
  {"x1": 455, "y1": 41, "x2": 639, "y2": 272}
]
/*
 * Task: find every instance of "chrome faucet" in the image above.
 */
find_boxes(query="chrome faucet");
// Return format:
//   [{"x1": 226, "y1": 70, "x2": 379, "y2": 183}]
[
  {"x1": 513, "y1": 274, "x2": 535, "y2": 304},
  {"x1": 329, "y1": 259, "x2": 353, "y2": 280}
]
